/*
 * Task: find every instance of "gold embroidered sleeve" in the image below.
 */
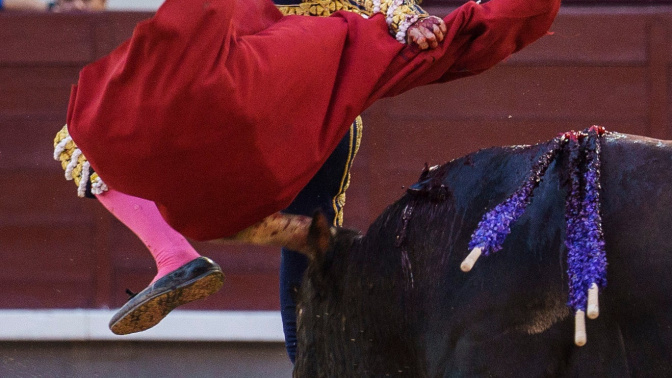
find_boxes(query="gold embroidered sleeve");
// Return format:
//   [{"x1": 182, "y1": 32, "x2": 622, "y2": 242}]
[
  {"x1": 275, "y1": 0, "x2": 428, "y2": 43},
  {"x1": 358, "y1": 0, "x2": 429, "y2": 43}
]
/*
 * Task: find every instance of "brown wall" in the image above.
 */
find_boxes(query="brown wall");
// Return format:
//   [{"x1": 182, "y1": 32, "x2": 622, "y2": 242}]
[{"x1": 1, "y1": 6, "x2": 671, "y2": 311}]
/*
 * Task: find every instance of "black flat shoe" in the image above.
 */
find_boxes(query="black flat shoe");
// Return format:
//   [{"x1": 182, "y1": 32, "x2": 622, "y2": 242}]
[{"x1": 109, "y1": 256, "x2": 224, "y2": 335}]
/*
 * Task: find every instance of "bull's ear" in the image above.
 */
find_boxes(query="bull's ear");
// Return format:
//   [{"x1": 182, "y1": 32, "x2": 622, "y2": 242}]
[{"x1": 306, "y1": 211, "x2": 332, "y2": 260}]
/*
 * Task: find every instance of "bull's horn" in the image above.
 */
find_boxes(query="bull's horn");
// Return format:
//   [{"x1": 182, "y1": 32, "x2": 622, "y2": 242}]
[
  {"x1": 460, "y1": 247, "x2": 482, "y2": 272},
  {"x1": 220, "y1": 212, "x2": 314, "y2": 254},
  {"x1": 574, "y1": 310, "x2": 587, "y2": 346},
  {"x1": 587, "y1": 283, "x2": 599, "y2": 319}
]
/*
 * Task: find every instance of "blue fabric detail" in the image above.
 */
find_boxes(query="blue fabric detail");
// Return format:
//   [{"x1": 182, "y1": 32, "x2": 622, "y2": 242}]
[{"x1": 273, "y1": 0, "x2": 300, "y2": 5}]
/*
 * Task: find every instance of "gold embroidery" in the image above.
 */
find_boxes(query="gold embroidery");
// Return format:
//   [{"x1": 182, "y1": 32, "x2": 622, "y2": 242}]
[
  {"x1": 277, "y1": 0, "x2": 428, "y2": 41},
  {"x1": 332, "y1": 116, "x2": 363, "y2": 227},
  {"x1": 278, "y1": 0, "x2": 368, "y2": 17},
  {"x1": 53, "y1": 125, "x2": 108, "y2": 197}
]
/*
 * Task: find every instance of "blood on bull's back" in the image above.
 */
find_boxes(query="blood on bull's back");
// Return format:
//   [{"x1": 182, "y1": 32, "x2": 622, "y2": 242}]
[{"x1": 293, "y1": 132, "x2": 672, "y2": 377}]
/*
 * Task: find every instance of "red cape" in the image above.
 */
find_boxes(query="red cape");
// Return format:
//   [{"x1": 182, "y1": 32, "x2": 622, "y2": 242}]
[{"x1": 67, "y1": 0, "x2": 560, "y2": 240}]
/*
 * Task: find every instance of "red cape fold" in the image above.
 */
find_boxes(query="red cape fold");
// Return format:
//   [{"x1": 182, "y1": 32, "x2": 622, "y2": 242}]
[{"x1": 67, "y1": 0, "x2": 560, "y2": 240}]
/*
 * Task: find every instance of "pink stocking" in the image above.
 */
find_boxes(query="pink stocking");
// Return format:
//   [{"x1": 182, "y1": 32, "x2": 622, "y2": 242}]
[{"x1": 95, "y1": 189, "x2": 201, "y2": 284}]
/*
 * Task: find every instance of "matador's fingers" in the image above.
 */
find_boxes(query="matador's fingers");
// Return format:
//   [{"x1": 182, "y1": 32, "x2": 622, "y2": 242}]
[
  {"x1": 426, "y1": 16, "x2": 446, "y2": 44},
  {"x1": 438, "y1": 18, "x2": 447, "y2": 34},
  {"x1": 408, "y1": 28, "x2": 429, "y2": 50},
  {"x1": 433, "y1": 24, "x2": 444, "y2": 43},
  {"x1": 407, "y1": 16, "x2": 445, "y2": 50}
]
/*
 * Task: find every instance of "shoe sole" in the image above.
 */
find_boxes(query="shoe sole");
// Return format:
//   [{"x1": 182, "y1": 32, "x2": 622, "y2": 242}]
[{"x1": 109, "y1": 269, "x2": 225, "y2": 335}]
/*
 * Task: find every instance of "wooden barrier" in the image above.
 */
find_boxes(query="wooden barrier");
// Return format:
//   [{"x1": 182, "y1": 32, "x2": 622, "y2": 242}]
[{"x1": 0, "y1": 6, "x2": 670, "y2": 310}]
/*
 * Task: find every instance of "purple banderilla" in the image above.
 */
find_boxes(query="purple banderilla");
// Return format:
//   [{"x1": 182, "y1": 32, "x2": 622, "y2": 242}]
[
  {"x1": 467, "y1": 126, "x2": 608, "y2": 314},
  {"x1": 564, "y1": 127, "x2": 607, "y2": 313}
]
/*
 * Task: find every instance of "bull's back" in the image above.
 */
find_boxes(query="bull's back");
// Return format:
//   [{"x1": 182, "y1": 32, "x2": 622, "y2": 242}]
[{"x1": 403, "y1": 133, "x2": 672, "y2": 376}]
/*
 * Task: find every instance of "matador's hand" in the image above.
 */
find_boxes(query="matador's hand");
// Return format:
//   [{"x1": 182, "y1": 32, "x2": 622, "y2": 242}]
[{"x1": 407, "y1": 16, "x2": 447, "y2": 50}]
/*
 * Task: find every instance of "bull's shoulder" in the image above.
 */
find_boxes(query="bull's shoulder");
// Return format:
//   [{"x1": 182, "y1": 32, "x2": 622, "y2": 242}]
[
  {"x1": 407, "y1": 142, "x2": 551, "y2": 209},
  {"x1": 604, "y1": 132, "x2": 672, "y2": 148},
  {"x1": 601, "y1": 132, "x2": 672, "y2": 179}
]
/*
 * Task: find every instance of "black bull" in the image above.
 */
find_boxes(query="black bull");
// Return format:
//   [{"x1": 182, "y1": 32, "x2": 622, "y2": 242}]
[{"x1": 294, "y1": 132, "x2": 672, "y2": 377}]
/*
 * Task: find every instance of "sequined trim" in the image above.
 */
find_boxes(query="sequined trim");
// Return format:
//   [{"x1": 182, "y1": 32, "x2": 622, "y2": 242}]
[
  {"x1": 53, "y1": 125, "x2": 108, "y2": 197},
  {"x1": 332, "y1": 116, "x2": 363, "y2": 227},
  {"x1": 277, "y1": 0, "x2": 368, "y2": 16},
  {"x1": 277, "y1": 0, "x2": 428, "y2": 42}
]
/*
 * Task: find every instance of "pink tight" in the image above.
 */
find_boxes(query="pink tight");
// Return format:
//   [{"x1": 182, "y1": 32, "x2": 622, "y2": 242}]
[{"x1": 95, "y1": 189, "x2": 201, "y2": 284}]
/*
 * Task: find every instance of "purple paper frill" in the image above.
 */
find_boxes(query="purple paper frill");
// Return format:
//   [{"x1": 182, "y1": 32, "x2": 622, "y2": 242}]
[
  {"x1": 565, "y1": 127, "x2": 608, "y2": 311},
  {"x1": 466, "y1": 126, "x2": 608, "y2": 313},
  {"x1": 468, "y1": 138, "x2": 562, "y2": 256}
]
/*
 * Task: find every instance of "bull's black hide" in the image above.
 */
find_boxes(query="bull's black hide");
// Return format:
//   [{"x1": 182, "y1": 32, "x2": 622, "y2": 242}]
[{"x1": 294, "y1": 133, "x2": 672, "y2": 377}]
